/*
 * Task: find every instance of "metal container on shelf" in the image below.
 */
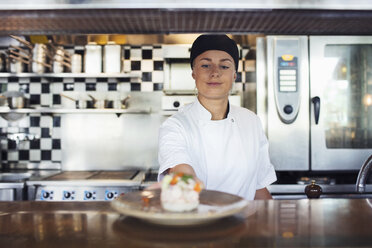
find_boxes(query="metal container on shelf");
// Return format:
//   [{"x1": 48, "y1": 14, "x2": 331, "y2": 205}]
[
  {"x1": 103, "y1": 42, "x2": 121, "y2": 73},
  {"x1": 32, "y1": 43, "x2": 47, "y2": 74},
  {"x1": 71, "y1": 54, "x2": 82, "y2": 73},
  {"x1": 84, "y1": 43, "x2": 102, "y2": 73}
]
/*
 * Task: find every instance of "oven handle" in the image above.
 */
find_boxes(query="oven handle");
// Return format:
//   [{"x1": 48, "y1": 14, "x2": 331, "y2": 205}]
[{"x1": 312, "y1": 96, "x2": 320, "y2": 125}]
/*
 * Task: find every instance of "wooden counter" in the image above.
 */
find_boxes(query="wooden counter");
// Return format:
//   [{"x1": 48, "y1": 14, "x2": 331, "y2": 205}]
[{"x1": 1, "y1": 199, "x2": 372, "y2": 247}]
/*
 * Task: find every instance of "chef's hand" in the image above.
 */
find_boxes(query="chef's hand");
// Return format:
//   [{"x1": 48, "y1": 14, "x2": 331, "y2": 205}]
[{"x1": 145, "y1": 164, "x2": 204, "y2": 190}]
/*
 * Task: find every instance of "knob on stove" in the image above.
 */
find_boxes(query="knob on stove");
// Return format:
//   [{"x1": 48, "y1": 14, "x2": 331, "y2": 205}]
[
  {"x1": 85, "y1": 192, "x2": 93, "y2": 199},
  {"x1": 107, "y1": 192, "x2": 114, "y2": 199},
  {"x1": 64, "y1": 191, "x2": 71, "y2": 199},
  {"x1": 43, "y1": 191, "x2": 50, "y2": 199}
]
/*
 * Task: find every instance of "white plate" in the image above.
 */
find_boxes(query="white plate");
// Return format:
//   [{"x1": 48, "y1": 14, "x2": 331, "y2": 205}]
[{"x1": 111, "y1": 189, "x2": 248, "y2": 226}]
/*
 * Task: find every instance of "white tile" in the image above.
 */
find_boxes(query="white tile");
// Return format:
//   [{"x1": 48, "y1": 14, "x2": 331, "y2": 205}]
[
  {"x1": 40, "y1": 138, "x2": 52, "y2": 149},
  {"x1": 7, "y1": 84, "x2": 19, "y2": 91},
  {"x1": 7, "y1": 151, "x2": 18, "y2": 161},
  {"x1": 41, "y1": 94, "x2": 51, "y2": 106},
  {"x1": 130, "y1": 49, "x2": 142, "y2": 60},
  {"x1": 141, "y1": 60, "x2": 153, "y2": 71},
  {"x1": 117, "y1": 83, "x2": 130, "y2": 92},
  {"x1": 141, "y1": 82, "x2": 154, "y2": 92},
  {"x1": 30, "y1": 84, "x2": 41, "y2": 94},
  {"x1": 96, "y1": 83, "x2": 107, "y2": 92},
  {"x1": 86, "y1": 78, "x2": 97, "y2": 83},
  {"x1": 17, "y1": 117, "x2": 30, "y2": 128},
  {"x1": 52, "y1": 127, "x2": 61, "y2": 139},
  {"x1": 7, "y1": 126, "x2": 19, "y2": 133},
  {"x1": 40, "y1": 116, "x2": 52, "y2": 127},
  {"x1": 52, "y1": 83, "x2": 63, "y2": 93},
  {"x1": 19, "y1": 78, "x2": 29, "y2": 83},
  {"x1": 153, "y1": 48, "x2": 163, "y2": 60},
  {"x1": 63, "y1": 78, "x2": 74, "y2": 83},
  {"x1": 29, "y1": 127, "x2": 41, "y2": 137},
  {"x1": 52, "y1": 150, "x2": 62, "y2": 161},
  {"x1": 74, "y1": 83, "x2": 86, "y2": 92},
  {"x1": 30, "y1": 150, "x2": 41, "y2": 161},
  {"x1": 152, "y1": 71, "x2": 164, "y2": 83},
  {"x1": 0, "y1": 78, "x2": 7, "y2": 83}
]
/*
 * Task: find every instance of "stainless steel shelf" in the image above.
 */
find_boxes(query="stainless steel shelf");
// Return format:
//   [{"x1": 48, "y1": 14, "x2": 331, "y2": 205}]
[
  {"x1": 0, "y1": 72, "x2": 141, "y2": 78},
  {"x1": 0, "y1": 108, "x2": 152, "y2": 114}
]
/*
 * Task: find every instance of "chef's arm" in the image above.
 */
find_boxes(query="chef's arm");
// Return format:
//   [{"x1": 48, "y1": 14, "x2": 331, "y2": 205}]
[{"x1": 254, "y1": 187, "x2": 273, "y2": 200}]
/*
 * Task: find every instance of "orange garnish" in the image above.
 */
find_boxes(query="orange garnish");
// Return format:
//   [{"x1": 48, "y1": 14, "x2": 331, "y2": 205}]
[
  {"x1": 170, "y1": 175, "x2": 179, "y2": 185},
  {"x1": 142, "y1": 197, "x2": 150, "y2": 206},
  {"x1": 194, "y1": 183, "x2": 202, "y2": 193}
]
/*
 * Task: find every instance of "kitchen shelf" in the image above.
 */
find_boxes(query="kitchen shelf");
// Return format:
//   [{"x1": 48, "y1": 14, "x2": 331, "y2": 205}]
[
  {"x1": 0, "y1": 107, "x2": 152, "y2": 115},
  {"x1": 0, "y1": 72, "x2": 141, "y2": 78}
]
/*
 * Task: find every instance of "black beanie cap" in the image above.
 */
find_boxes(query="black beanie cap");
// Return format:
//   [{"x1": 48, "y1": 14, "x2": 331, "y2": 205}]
[{"x1": 190, "y1": 34, "x2": 239, "y2": 72}]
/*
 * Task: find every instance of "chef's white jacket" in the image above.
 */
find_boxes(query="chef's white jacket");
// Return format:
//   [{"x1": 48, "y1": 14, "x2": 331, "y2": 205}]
[{"x1": 158, "y1": 99, "x2": 277, "y2": 200}]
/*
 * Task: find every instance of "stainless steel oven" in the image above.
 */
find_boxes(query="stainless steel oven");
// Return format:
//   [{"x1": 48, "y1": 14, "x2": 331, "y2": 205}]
[{"x1": 257, "y1": 36, "x2": 372, "y2": 172}]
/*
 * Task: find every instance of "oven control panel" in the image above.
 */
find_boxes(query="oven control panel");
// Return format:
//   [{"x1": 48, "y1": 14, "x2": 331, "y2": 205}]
[{"x1": 35, "y1": 186, "x2": 138, "y2": 201}]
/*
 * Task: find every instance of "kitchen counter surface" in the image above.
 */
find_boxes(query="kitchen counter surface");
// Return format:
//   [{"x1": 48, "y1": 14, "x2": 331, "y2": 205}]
[{"x1": 1, "y1": 199, "x2": 372, "y2": 247}]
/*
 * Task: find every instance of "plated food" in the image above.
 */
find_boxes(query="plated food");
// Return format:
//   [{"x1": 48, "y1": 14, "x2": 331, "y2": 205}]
[{"x1": 161, "y1": 173, "x2": 203, "y2": 212}]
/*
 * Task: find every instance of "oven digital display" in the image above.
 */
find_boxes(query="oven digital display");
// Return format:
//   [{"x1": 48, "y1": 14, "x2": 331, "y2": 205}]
[{"x1": 278, "y1": 56, "x2": 298, "y2": 92}]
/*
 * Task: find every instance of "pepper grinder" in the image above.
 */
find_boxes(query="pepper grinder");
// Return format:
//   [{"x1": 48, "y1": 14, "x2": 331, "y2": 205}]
[{"x1": 305, "y1": 180, "x2": 322, "y2": 199}]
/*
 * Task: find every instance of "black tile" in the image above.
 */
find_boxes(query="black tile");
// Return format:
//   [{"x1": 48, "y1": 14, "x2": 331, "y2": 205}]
[
  {"x1": 30, "y1": 139, "x2": 40, "y2": 149},
  {"x1": 124, "y1": 49, "x2": 130, "y2": 59},
  {"x1": 131, "y1": 45, "x2": 141, "y2": 49},
  {"x1": 118, "y1": 78, "x2": 130, "y2": 83},
  {"x1": 53, "y1": 94, "x2": 61, "y2": 105},
  {"x1": 153, "y1": 45, "x2": 161, "y2": 49},
  {"x1": 1, "y1": 151, "x2": 7, "y2": 161},
  {"x1": 97, "y1": 78, "x2": 108, "y2": 82},
  {"x1": 41, "y1": 83, "x2": 50, "y2": 93},
  {"x1": 52, "y1": 139, "x2": 61, "y2": 149},
  {"x1": 19, "y1": 150, "x2": 29, "y2": 160},
  {"x1": 41, "y1": 150, "x2": 51, "y2": 160},
  {"x1": 30, "y1": 77, "x2": 41, "y2": 82},
  {"x1": 30, "y1": 95, "x2": 40, "y2": 105},
  {"x1": 52, "y1": 77, "x2": 63, "y2": 83},
  {"x1": 74, "y1": 78, "x2": 85, "y2": 83},
  {"x1": 64, "y1": 83, "x2": 74, "y2": 91},
  {"x1": 19, "y1": 83, "x2": 29, "y2": 93},
  {"x1": 131, "y1": 61, "x2": 141, "y2": 71},
  {"x1": 236, "y1": 72, "x2": 242, "y2": 83},
  {"x1": 153, "y1": 83, "x2": 163, "y2": 91},
  {"x1": 41, "y1": 128, "x2": 50, "y2": 138},
  {"x1": 142, "y1": 49, "x2": 152, "y2": 59},
  {"x1": 130, "y1": 83, "x2": 141, "y2": 91},
  {"x1": 142, "y1": 72, "x2": 152, "y2": 82},
  {"x1": 108, "y1": 83, "x2": 117, "y2": 91},
  {"x1": 53, "y1": 116, "x2": 61, "y2": 127},
  {"x1": 153, "y1": 61, "x2": 163, "y2": 71},
  {"x1": 8, "y1": 77, "x2": 19, "y2": 82},
  {"x1": 8, "y1": 140, "x2": 17, "y2": 150},
  {"x1": 246, "y1": 71, "x2": 256, "y2": 82},
  {"x1": 86, "y1": 83, "x2": 96, "y2": 91}
]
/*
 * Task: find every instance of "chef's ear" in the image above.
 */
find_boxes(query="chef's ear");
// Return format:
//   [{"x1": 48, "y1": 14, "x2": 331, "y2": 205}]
[
  {"x1": 192, "y1": 70, "x2": 196, "y2": 80},
  {"x1": 233, "y1": 71, "x2": 237, "y2": 81}
]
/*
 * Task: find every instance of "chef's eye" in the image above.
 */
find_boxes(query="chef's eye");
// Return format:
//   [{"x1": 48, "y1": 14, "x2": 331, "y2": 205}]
[
  {"x1": 220, "y1": 65, "x2": 230, "y2": 69},
  {"x1": 201, "y1": 64, "x2": 210, "y2": 68}
]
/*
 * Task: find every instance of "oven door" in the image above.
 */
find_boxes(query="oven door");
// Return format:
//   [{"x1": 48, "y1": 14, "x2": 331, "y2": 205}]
[{"x1": 310, "y1": 36, "x2": 372, "y2": 170}]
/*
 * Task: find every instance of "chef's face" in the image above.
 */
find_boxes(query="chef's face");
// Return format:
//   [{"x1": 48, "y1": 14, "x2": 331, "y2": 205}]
[{"x1": 192, "y1": 50, "x2": 237, "y2": 102}]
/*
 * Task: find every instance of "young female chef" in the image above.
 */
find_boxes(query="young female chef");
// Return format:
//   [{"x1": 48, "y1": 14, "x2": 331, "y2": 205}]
[{"x1": 157, "y1": 34, "x2": 277, "y2": 200}]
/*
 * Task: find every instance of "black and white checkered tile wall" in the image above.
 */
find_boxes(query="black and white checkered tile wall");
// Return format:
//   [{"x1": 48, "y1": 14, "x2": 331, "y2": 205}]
[{"x1": 0, "y1": 45, "x2": 255, "y2": 167}]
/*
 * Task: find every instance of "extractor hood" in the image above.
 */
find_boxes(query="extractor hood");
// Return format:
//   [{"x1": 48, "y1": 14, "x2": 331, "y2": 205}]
[{"x1": 2, "y1": 0, "x2": 372, "y2": 35}]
